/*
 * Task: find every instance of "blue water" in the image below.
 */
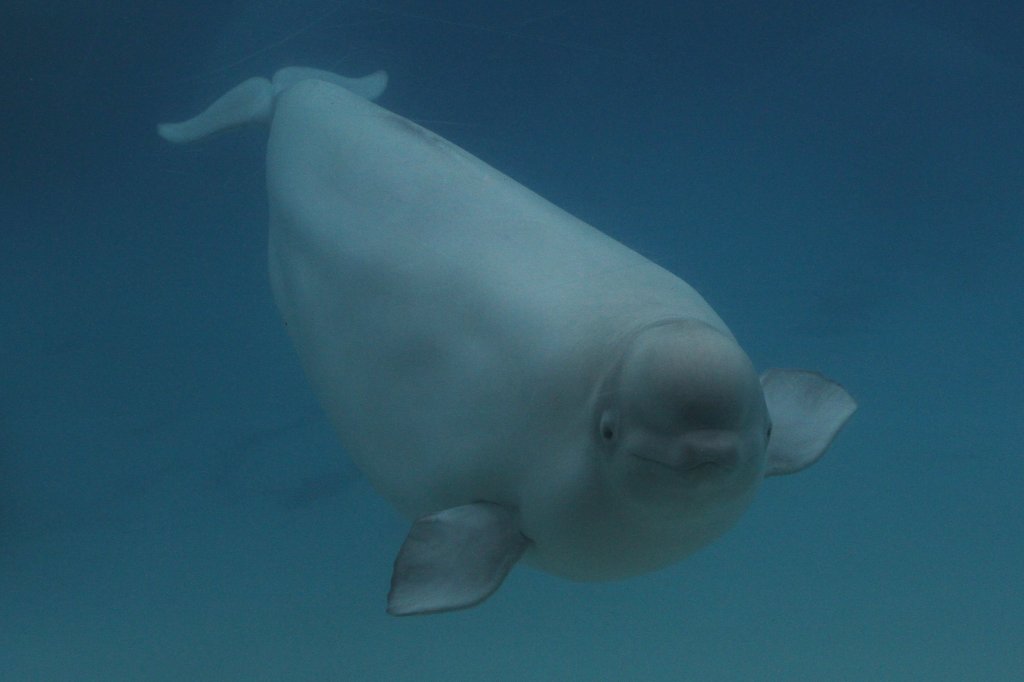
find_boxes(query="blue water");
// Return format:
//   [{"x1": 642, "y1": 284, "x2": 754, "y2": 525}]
[{"x1": 3, "y1": 2, "x2": 1022, "y2": 679}]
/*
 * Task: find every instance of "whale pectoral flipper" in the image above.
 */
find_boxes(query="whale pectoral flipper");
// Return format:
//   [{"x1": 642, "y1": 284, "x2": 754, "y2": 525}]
[
  {"x1": 387, "y1": 502, "x2": 530, "y2": 616},
  {"x1": 760, "y1": 369, "x2": 858, "y2": 477}
]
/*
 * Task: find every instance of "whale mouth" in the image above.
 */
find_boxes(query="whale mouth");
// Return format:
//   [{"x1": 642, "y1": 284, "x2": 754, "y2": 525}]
[
  {"x1": 631, "y1": 453, "x2": 730, "y2": 475},
  {"x1": 631, "y1": 430, "x2": 740, "y2": 475}
]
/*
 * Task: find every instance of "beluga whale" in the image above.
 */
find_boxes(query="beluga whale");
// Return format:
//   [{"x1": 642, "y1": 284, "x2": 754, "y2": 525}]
[{"x1": 159, "y1": 67, "x2": 857, "y2": 616}]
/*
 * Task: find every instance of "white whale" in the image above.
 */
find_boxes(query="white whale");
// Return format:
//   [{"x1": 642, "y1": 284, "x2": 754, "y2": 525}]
[{"x1": 159, "y1": 68, "x2": 856, "y2": 616}]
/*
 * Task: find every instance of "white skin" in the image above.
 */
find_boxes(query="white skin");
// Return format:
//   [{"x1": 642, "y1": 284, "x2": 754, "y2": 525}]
[{"x1": 258, "y1": 82, "x2": 779, "y2": 581}]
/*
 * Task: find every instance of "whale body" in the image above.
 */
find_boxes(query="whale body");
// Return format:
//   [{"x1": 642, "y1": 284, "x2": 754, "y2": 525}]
[{"x1": 159, "y1": 68, "x2": 856, "y2": 616}]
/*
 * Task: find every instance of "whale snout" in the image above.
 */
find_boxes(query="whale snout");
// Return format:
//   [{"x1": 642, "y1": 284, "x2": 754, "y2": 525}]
[
  {"x1": 684, "y1": 430, "x2": 740, "y2": 467},
  {"x1": 633, "y1": 430, "x2": 740, "y2": 474}
]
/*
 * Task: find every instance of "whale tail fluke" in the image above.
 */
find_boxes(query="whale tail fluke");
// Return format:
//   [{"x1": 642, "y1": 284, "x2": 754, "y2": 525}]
[
  {"x1": 157, "y1": 68, "x2": 388, "y2": 145},
  {"x1": 157, "y1": 76, "x2": 272, "y2": 144},
  {"x1": 270, "y1": 67, "x2": 387, "y2": 101}
]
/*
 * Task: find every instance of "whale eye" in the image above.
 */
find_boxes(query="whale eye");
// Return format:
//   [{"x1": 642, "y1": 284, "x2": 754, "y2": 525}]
[
  {"x1": 599, "y1": 411, "x2": 616, "y2": 441},
  {"x1": 765, "y1": 422, "x2": 773, "y2": 441}
]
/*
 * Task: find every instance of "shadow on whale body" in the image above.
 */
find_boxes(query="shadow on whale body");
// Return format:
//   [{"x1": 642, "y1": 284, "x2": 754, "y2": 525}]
[{"x1": 158, "y1": 66, "x2": 856, "y2": 616}]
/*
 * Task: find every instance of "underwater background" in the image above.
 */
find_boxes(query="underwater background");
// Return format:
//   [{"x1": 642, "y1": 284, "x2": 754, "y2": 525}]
[{"x1": 2, "y1": 1, "x2": 1022, "y2": 679}]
